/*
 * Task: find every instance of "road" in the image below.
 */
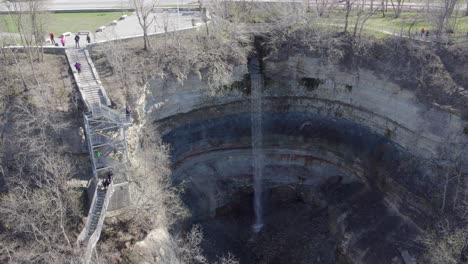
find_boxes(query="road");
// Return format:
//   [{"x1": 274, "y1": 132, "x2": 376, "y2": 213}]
[
  {"x1": 1, "y1": 0, "x2": 197, "y2": 11},
  {"x1": 1, "y1": 0, "x2": 465, "y2": 11}
]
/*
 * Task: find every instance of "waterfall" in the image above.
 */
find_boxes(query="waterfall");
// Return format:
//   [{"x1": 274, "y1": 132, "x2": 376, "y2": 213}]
[{"x1": 250, "y1": 57, "x2": 264, "y2": 233}]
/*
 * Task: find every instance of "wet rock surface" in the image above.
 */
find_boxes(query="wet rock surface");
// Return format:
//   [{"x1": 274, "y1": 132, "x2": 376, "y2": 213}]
[
  {"x1": 149, "y1": 55, "x2": 466, "y2": 264},
  {"x1": 197, "y1": 181, "x2": 419, "y2": 264},
  {"x1": 159, "y1": 111, "x2": 433, "y2": 263}
]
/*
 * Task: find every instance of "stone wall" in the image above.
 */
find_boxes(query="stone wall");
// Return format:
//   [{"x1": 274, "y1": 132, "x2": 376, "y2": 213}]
[
  {"x1": 149, "y1": 56, "x2": 466, "y2": 160},
  {"x1": 142, "y1": 53, "x2": 467, "y2": 264},
  {"x1": 146, "y1": 54, "x2": 467, "y2": 221}
]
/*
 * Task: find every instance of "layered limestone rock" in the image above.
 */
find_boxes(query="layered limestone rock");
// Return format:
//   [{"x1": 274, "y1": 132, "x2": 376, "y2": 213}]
[{"x1": 144, "y1": 55, "x2": 467, "y2": 263}]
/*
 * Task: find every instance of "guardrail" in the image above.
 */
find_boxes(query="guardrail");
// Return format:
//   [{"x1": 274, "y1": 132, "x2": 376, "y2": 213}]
[
  {"x1": 77, "y1": 180, "x2": 100, "y2": 245},
  {"x1": 83, "y1": 114, "x2": 98, "y2": 177},
  {"x1": 78, "y1": 182, "x2": 114, "y2": 264},
  {"x1": 90, "y1": 103, "x2": 130, "y2": 124}
]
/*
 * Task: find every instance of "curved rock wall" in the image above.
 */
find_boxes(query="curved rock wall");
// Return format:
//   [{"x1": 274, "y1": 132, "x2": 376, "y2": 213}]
[
  {"x1": 145, "y1": 54, "x2": 467, "y2": 263},
  {"x1": 146, "y1": 54, "x2": 467, "y2": 216},
  {"x1": 149, "y1": 56, "x2": 466, "y2": 159}
]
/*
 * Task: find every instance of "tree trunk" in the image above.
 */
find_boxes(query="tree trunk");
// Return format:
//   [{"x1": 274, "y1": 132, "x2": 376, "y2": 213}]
[
  {"x1": 344, "y1": 1, "x2": 351, "y2": 33},
  {"x1": 143, "y1": 31, "x2": 150, "y2": 50},
  {"x1": 143, "y1": 20, "x2": 150, "y2": 51},
  {"x1": 441, "y1": 170, "x2": 450, "y2": 212},
  {"x1": 465, "y1": 0, "x2": 468, "y2": 16},
  {"x1": 303, "y1": 0, "x2": 310, "y2": 12},
  {"x1": 382, "y1": 0, "x2": 386, "y2": 16}
]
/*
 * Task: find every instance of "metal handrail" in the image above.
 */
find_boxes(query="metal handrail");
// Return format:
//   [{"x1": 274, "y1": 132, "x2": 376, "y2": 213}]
[
  {"x1": 90, "y1": 103, "x2": 129, "y2": 124},
  {"x1": 90, "y1": 133, "x2": 111, "y2": 146},
  {"x1": 83, "y1": 181, "x2": 114, "y2": 264},
  {"x1": 76, "y1": 180, "x2": 99, "y2": 245},
  {"x1": 83, "y1": 114, "x2": 97, "y2": 177}
]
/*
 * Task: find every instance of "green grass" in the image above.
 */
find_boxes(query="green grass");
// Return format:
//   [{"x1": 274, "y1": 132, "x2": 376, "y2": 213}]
[
  {"x1": 0, "y1": 12, "x2": 129, "y2": 35},
  {"x1": 365, "y1": 11, "x2": 468, "y2": 35},
  {"x1": 321, "y1": 10, "x2": 468, "y2": 39}
]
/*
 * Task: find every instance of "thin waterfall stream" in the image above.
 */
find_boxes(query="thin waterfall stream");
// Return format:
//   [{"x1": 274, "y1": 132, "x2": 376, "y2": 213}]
[{"x1": 249, "y1": 57, "x2": 264, "y2": 233}]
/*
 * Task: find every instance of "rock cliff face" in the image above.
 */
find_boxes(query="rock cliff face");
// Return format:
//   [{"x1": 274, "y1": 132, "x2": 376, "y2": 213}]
[{"x1": 147, "y1": 55, "x2": 467, "y2": 263}]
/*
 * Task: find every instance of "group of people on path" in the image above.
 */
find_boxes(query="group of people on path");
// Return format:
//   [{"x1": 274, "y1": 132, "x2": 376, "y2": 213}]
[
  {"x1": 49, "y1": 32, "x2": 92, "y2": 47},
  {"x1": 48, "y1": 32, "x2": 66, "y2": 46},
  {"x1": 420, "y1": 28, "x2": 430, "y2": 38},
  {"x1": 99, "y1": 172, "x2": 114, "y2": 190}
]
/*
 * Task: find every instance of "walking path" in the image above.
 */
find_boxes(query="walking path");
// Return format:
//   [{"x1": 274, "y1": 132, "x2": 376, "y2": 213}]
[
  {"x1": 66, "y1": 48, "x2": 111, "y2": 108},
  {"x1": 1, "y1": 0, "x2": 465, "y2": 12},
  {"x1": 46, "y1": 12, "x2": 199, "y2": 48},
  {"x1": 77, "y1": 181, "x2": 115, "y2": 264},
  {"x1": 60, "y1": 14, "x2": 201, "y2": 263},
  {"x1": 66, "y1": 46, "x2": 131, "y2": 264}
]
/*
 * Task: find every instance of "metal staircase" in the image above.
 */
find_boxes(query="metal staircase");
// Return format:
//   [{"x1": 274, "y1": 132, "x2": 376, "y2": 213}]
[
  {"x1": 66, "y1": 47, "x2": 131, "y2": 264},
  {"x1": 65, "y1": 48, "x2": 111, "y2": 109},
  {"x1": 83, "y1": 103, "x2": 130, "y2": 176},
  {"x1": 77, "y1": 181, "x2": 115, "y2": 264}
]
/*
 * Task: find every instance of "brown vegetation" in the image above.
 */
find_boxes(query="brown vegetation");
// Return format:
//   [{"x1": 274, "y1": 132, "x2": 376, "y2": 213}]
[
  {"x1": 259, "y1": 25, "x2": 467, "y2": 115},
  {"x1": 0, "y1": 52, "x2": 83, "y2": 263},
  {"x1": 90, "y1": 20, "x2": 251, "y2": 109}
]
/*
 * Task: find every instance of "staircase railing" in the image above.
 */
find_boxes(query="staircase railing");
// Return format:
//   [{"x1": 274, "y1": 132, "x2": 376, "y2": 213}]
[
  {"x1": 83, "y1": 114, "x2": 97, "y2": 177},
  {"x1": 90, "y1": 103, "x2": 130, "y2": 124},
  {"x1": 77, "y1": 180, "x2": 99, "y2": 245},
  {"x1": 80, "y1": 181, "x2": 115, "y2": 264},
  {"x1": 69, "y1": 47, "x2": 129, "y2": 263}
]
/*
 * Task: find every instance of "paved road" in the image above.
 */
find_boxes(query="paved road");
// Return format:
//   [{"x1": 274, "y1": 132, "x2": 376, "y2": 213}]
[
  {"x1": 1, "y1": 0, "x2": 465, "y2": 11},
  {"x1": 1, "y1": 0, "x2": 197, "y2": 10},
  {"x1": 92, "y1": 12, "x2": 197, "y2": 43},
  {"x1": 46, "y1": 0, "x2": 197, "y2": 9},
  {"x1": 0, "y1": 11, "x2": 199, "y2": 46}
]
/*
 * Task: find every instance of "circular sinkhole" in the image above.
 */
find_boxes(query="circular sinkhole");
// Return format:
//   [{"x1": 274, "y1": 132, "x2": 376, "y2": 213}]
[{"x1": 160, "y1": 106, "x2": 426, "y2": 264}]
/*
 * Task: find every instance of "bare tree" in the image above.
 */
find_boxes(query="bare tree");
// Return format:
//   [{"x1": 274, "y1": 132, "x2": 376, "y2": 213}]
[
  {"x1": 356, "y1": 1, "x2": 382, "y2": 38},
  {"x1": 419, "y1": 220, "x2": 467, "y2": 264},
  {"x1": 129, "y1": 0, "x2": 159, "y2": 50},
  {"x1": 303, "y1": 0, "x2": 311, "y2": 12},
  {"x1": 177, "y1": 225, "x2": 207, "y2": 264},
  {"x1": 124, "y1": 126, "x2": 188, "y2": 231},
  {"x1": 428, "y1": 0, "x2": 460, "y2": 37},
  {"x1": 313, "y1": 0, "x2": 338, "y2": 17},
  {"x1": 407, "y1": 9, "x2": 425, "y2": 39},
  {"x1": 0, "y1": 99, "x2": 81, "y2": 263},
  {"x1": 95, "y1": 14, "x2": 250, "y2": 97},
  {"x1": 340, "y1": 0, "x2": 358, "y2": 33},
  {"x1": 381, "y1": 0, "x2": 387, "y2": 17},
  {"x1": 3, "y1": 0, "x2": 49, "y2": 88},
  {"x1": 214, "y1": 253, "x2": 239, "y2": 264},
  {"x1": 389, "y1": 0, "x2": 405, "y2": 18},
  {"x1": 465, "y1": 0, "x2": 468, "y2": 16}
]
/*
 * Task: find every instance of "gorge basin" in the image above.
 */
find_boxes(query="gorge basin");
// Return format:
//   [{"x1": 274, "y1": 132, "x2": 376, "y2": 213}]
[
  {"x1": 150, "y1": 55, "x2": 466, "y2": 264},
  {"x1": 163, "y1": 109, "x2": 419, "y2": 264}
]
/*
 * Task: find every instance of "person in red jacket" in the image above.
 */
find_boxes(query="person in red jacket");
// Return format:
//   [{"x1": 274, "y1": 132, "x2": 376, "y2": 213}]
[{"x1": 49, "y1": 32, "x2": 55, "y2": 44}]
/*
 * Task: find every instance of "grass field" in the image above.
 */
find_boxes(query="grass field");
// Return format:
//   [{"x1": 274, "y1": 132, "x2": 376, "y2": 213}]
[
  {"x1": 321, "y1": 9, "x2": 468, "y2": 39},
  {"x1": 365, "y1": 11, "x2": 468, "y2": 36},
  {"x1": 0, "y1": 12, "x2": 129, "y2": 35}
]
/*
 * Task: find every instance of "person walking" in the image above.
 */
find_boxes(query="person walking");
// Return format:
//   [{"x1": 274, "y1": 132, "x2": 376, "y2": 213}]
[
  {"x1": 125, "y1": 104, "x2": 131, "y2": 121},
  {"x1": 425, "y1": 30, "x2": 429, "y2": 38},
  {"x1": 60, "y1": 35, "x2": 65, "y2": 47},
  {"x1": 100, "y1": 179, "x2": 110, "y2": 190},
  {"x1": 86, "y1": 34, "x2": 91, "y2": 44},
  {"x1": 420, "y1": 28, "x2": 425, "y2": 37},
  {"x1": 74, "y1": 61, "x2": 82, "y2": 73},
  {"x1": 49, "y1": 32, "x2": 55, "y2": 45},
  {"x1": 74, "y1": 34, "x2": 80, "y2": 48}
]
